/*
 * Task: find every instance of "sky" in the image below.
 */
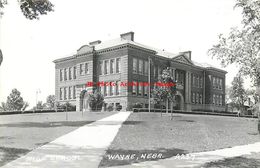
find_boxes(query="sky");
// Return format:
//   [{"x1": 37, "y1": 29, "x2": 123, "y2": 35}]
[{"x1": 0, "y1": 0, "x2": 250, "y2": 108}]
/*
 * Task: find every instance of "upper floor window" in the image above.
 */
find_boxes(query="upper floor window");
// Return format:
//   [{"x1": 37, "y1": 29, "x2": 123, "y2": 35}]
[
  {"x1": 153, "y1": 66, "x2": 157, "y2": 78},
  {"x1": 139, "y1": 60, "x2": 143, "y2": 74},
  {"x1": 73, "y1": 66, "x2": 77, "y2": 79},
  {"x1": 104, "y1": 60, "x2": 109, "y2": 75},
  {"x1": 99, "y1": 61, "x2": 103, "y2": 75},
  {"x1": 69, "y1": 67, "x2": 72, "y2": 80},
  {"x1": 133, "y1": 58, "x2": 137, "y2": 73},
  {"x1": 110, "y1": 59, "x2": 114, "y2": 74},
  {"x1": 85, "y1": 63, "x2": 89, "y2": 74},
  {"x1": 80, "y1": 64, "x2": 84, "y2": 75},
  {"x1": 199, "y1": 77, "x2": 203, "y2": 88},
  {"x1": 213, "y1": 77, "x2": 216, "y2": 88},
  {"x1": 64, "y1": 68, "x2": 67, "y2": 81},
  {"x1": 60, "y1": 69, "x2": 63, "y2": 81},
  {"x1": 220, "y1": 79, "x2": 223, "y2": 90},
  {"x1": 116, "y1": 58, "x2": 121, "y2": 73},
  {"x1": 144, "y1": 61, "x2": 148, "y2": 75}
]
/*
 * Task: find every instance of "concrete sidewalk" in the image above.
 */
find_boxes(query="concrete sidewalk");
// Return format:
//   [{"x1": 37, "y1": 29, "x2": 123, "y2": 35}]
[
  {"x1": 114, "y1": 141, "x2": 260, "y2": 168},
  {"x1": 2, "y1": 112, "x2": 131, "y2": 168}
]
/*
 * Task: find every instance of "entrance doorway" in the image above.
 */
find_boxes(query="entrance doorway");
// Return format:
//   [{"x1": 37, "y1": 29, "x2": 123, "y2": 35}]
[{"x1": 80, "y1": 90, "x2": 89, "y2": 112}]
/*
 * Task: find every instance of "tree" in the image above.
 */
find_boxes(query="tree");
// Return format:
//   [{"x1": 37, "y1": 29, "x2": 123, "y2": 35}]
[
  {"x1": 0, "y1": 0, "x2": 54, "y2": 20},
  {"x1": 0, "y1": 102, "x2": 8, "y2": 111},
  {"x1": 208, "y1": 0, "x2": 260, "y2": 86},
  {"x1": 46, "y1": 95, "x2": 55, "y2": 108},
  {"x1": 88, "y1": 90, "x2": 104, "y2": 111},
  {"x1": 152, "y1": 68, "x2": 176, "y2": 116},
  {"x1": 230, "y1": 73, "x2": 247, "y2": 113},
  {"x1": 5, "y1": 88, "x2": 26, "y2": 111}
]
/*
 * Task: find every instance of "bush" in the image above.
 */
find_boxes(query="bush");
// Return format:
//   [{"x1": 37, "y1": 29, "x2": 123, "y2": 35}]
[
  {"x1": 59, "y1": 102, "x2": 76, "y2": 111},
  {"x1": 107, "y1": 103, "x2": 114, "y2": 112},
  {"x1": 116, "y1": 104, "x2": 122, "y2": 111},
  {"x1": 132, "y1": 102, "x2": 143, "y2": 108}
]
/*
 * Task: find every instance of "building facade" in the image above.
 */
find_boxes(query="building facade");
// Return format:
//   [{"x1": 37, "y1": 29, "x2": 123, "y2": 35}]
[{"x1": 53, "y1": 32, "x2": 227, "y2": 112}]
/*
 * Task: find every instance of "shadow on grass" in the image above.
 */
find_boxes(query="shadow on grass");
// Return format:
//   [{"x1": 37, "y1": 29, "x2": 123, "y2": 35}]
[
  {"x1": 122, "y1": 121, "x2": 144, "y2": 125},
  {"x1": 0, "y1": 146, "x2": 30, "y2": 167},
  {"x1": 0, "y1": 121, "x2": 95, "y2": 128},
  {"x1": 200, "y1": 156, "x2": 260, "y2": 168},
  {"x1": 177, "y1": 119, "x2": 195, "y2": 123},
  {"x1": 99, "y1": 148, "x2": 187, "y2": 167}
]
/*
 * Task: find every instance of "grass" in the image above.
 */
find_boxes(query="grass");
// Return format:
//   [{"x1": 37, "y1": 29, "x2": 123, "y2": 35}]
[
  {"x1": 0, "y1": 111, "x2": 116, "y2": 166},
  {"x1": 101, "y1": 112, "x2": 260, "y2": 167}
]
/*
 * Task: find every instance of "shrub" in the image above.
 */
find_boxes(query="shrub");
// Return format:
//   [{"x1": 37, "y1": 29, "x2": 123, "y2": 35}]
[
  {"x1": 132, "y1": 102, "x2": 143, "y2": 108},
  {"x1": 116, "y1": 104, "x2": 122, "y2": 111},
  {"x1": 107, "y1": 103, "x2": 114, "y2": 112}
]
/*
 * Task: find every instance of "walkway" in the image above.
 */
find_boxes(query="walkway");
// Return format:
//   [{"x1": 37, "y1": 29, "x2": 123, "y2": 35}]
[{"x1": 2, "y1": 112, "x2": 131, "y2": 168}]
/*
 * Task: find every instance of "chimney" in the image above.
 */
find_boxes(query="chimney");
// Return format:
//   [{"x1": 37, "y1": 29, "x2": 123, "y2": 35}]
[
  {"x1": 120, "y1": 32, "x2": 134, "y2": 41},
  {"x1": 89, "y1": 40, "x2": 101, "y2": 46},
  {"x1": 180, "y1": 51, "x2": 192, "y2": 60}
]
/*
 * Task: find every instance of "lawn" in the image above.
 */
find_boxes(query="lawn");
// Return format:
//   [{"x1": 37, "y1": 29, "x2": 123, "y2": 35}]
[
  {"x1": 100, "y1": 112, "x2": 260, "y2": 167},
  {"x1": 0, "y1": 111, "x2": 116, "y2": 167}
]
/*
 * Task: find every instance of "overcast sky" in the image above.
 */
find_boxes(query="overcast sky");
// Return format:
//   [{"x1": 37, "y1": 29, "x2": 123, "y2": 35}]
[{"x1": 0, "y1": 0, "x2": 249, "y2": 108}]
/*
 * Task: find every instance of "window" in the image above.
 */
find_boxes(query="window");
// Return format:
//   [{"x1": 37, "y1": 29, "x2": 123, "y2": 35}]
[
  {"x1": 144, "y1": 61, "x2": 148, "y2": 75},
  {"x1": 64, "y1": 68, "x2": 67, "y2": 81},
  {"x1": 197, "y1": 76, "x2": 199, "y2": 88},
  {"x1": 220, "y1": 79, "x2": 222, "y2": 90},
  {"x1": 216, "y1": 95, "x2": 219, "y2": 106},
  {"x1": 116, "y1": 58, "x2": 121, "y2": 73},
  {"x1": 60, "y1": 88, "x2": 63, "y2": 100},
  {"x1": 104, "y1": 85, "x2": 108, "y2": 96},
  {"x1": 85, "y1": 63, "x2": 89, "y2": 74},
  {"x1": 110, "y1": 59, "x2": 114, "y2": 74},
  {"x1": 69, "y1": 67, "x2": 72, "y2": 80},
  {"x1": 64, "y1": 87, "x2": 67, "y2": 100},
  {"x1": 192, "y1": 92, "x2": 195, "y2": 103},
  {"x1": 144, "y1": 85, "x2": 148, "y2": 96},
  {"x1": 220, "y1": 95, "x2": 223, "y2": 106},
  {"x1": 192, "y1": 74, "x2": 196, "y2": 86},
  {"x1": 80, "y1": 64, "x2": 83, "y2": 75},
  {"x1": 138, "y1": 84, "x2": 142, "y2": 96},
  {"x1": 158, "y1": 67, "x2": 161, "y2": 77},
  {"x1": 213, "y1": 77, "x2": 216, "y2": 88},
  {"x1": 60, "y1": 69, "x2": 63, "y2": 81},
  {"x1": 104, "y1": 60, "x2": 109, "y2": 75},
  {"x1": 200, "y1": 77, "x2": 203, "y2": 88},
  {"x1": 132, "y1": 81, "x2": 137, "y2": 95},
  {"x1": 116, "y1": 81, "x2": 120, "y2": 95},
  {"x1": 213, "y1": 94, "x2": 215, "y2": 104},
  {"x1": 73, "y1": 86, "x2": 76, "y2": 99},
  {"x1": 99, "y1": 61, "x2": 103, "y2": 75},
  {"x1": 133, "y1": 58, "x2": 137, "y2": 73},
  {"x1": 68, "y1": 87, "x2": 71, "y2": 99},
  {"x1": 154, "y1": 66, "x2": 157, "y2": 77},
  {"x1": 196, "y1": 93, "x2": 199, "y2": 104},
  {"x1": 73, "y1": 66, "x2": 77, "y2": 79},
  {"x1": 139, "y1": 59, "x2": 143, "y2": 74},
  {"x1": 110, "y1": 82, "x2": 114, "y2": 96},
  {"x1": 199, "y1": 94, "x2": 202, "y2": 104}
]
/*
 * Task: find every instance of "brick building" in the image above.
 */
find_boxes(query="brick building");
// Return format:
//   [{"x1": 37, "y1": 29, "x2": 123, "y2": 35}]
[{"x1": 53, "y1": 32, "x2": 227, "y2": 112}]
